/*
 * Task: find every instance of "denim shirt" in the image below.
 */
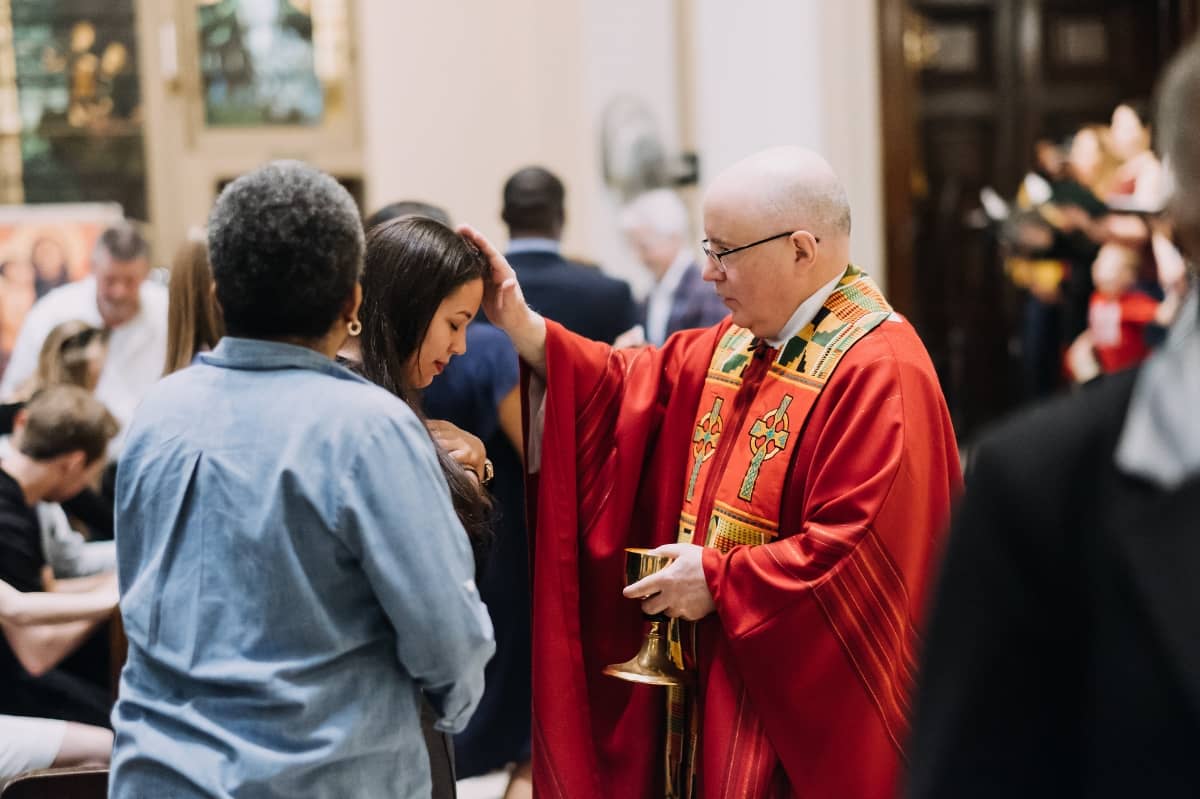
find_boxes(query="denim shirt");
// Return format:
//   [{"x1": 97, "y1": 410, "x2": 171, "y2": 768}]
[{"x1": 110, "y1": 338, "x2": 494, "y2": 799}]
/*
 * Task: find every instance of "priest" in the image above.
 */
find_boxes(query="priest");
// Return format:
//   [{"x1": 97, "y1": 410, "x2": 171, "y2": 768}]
[{"x1": 459, "y1": 146, "x2": 961, "y2": 799}]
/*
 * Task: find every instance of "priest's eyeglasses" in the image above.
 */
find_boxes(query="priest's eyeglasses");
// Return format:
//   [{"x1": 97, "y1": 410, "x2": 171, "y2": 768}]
[{"x1": 701, "y1": 231, "x2": 818, "y2": 272}]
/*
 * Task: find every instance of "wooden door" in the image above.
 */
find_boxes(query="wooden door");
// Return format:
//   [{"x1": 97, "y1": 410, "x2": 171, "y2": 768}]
[{"x1": 880, "y1": 0, "x2": 1200, "y2": 438}]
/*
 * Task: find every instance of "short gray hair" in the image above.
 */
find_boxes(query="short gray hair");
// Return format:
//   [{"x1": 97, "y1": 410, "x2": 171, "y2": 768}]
[
  {"x1": 208, "y1": 160, "x2": 364, "y2": 340},
  {"x1": 620, "y1": 189, "x2": 690, "y2": 239},
  {"x1": 1158, "y1": 41, "x2": 1200, "y2": 249},
  {"x1": 95, "y1": 220, "x2": 148, "y2": 262},
  {"x1": 766, "y1": 173, "x2": 852, "y2": 238}
]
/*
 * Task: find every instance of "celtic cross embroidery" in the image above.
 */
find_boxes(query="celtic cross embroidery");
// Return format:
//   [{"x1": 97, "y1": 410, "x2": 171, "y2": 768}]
[
  {"x1": 686, "y1": 396, "x2": 724, "y2": 502},
  {"x1": 738, "y1": 394, "x2": 793, "y2": 501}
]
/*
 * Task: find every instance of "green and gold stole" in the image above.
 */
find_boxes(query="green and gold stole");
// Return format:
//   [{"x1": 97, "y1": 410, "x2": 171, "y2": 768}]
[{"x1": 665, "y1": 265, "x2": 893, "y2": 797}]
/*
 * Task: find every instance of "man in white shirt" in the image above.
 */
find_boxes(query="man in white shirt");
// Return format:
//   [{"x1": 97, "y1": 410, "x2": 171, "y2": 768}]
[
  {"x1": 0, "y1": 221, "x2": 167, "y2": 449},
  {"x1": 621, "y1": 189, "x2": 729, "y2": 346}
]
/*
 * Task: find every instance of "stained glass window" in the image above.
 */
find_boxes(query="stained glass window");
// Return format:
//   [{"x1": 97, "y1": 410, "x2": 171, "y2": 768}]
[
  {"x1": 197, "y1": 0, "x2": 329, "y2": 126},
  {"x1": 2, "y1": 0, "x2": 145, "y2": 219}
]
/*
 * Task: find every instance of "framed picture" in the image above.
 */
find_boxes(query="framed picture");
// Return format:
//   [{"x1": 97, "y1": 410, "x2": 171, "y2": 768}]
[
  {"x1": 175, "y1": 0, "x2": 359, "y2": 146},
  {"x1": 5, "y1": 1, "x2": 147, "y2": 218},
  {"x1": 196, "y1": 0, "x2": 323, "y2": 126}
]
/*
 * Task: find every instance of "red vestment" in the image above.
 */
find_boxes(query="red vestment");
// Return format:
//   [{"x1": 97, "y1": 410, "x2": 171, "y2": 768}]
[{"x1": 526, "y1": 269, "x2": 961, "y2": 798}]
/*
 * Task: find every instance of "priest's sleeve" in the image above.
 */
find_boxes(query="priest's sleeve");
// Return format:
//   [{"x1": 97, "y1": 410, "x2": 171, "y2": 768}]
[
  {"x1": 700, "y1": 327, "x2": 962, "y2": 798},
  {"x1": 527, "y1": 319, "x2": 730, "y2": 799}
]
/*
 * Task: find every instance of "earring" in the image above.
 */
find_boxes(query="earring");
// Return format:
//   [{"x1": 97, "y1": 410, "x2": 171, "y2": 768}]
[{"x1": 347, "y1": 319, "x2": 362, "y2": 337}]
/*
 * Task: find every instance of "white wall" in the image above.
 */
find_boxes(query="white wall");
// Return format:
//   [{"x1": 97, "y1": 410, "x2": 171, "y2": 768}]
[
  {"x1": 692, "y1": 0, "x2": 827, "y2": 172},
  {"x1": 577, "y1": 0, "x2": 680, "y2": 295},
  {"x1": 357, "y1": 0, "x2": 589, "y2": 253},
  {"x1": 356, "y1": 0, "x2": 886, "y2": 291},
  {"x1": 690, "y1": 0, "x2": 886, "y2": 288},
  {"x1": 820, "y1": 0, "x2": 886, "y2": 289},
  {"x1": 356, "y1": 0, "x2": 677, "y2": 297}
]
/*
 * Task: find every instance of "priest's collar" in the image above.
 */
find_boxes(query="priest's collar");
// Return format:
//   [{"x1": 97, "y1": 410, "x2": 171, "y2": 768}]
[
  {"x1": 1115, "y1": 281, "x2": 1200, "y2": 489},
  {"x1": 764, "y1": 269, "x2": 846, "y2": 348}
]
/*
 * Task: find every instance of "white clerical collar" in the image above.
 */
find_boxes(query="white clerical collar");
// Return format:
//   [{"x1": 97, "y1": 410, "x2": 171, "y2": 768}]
[
  {"x1": 1114, "y1": 281, "x2": 1200, "y2": 489},
  {"x1": 764, "y1": 269, "x2": 845, "y2": 348}
]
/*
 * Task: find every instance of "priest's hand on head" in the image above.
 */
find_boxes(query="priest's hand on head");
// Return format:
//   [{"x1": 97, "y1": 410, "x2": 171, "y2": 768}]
[
  {"x1": 456, "y1": 223, "x2": 524, "y2": 324},
  {"x1": 623, "y1": 543, "x2": 716, "y2": 622},
  {"x1": 457, "y1": 224, "x2": 548, "y2": 375}
]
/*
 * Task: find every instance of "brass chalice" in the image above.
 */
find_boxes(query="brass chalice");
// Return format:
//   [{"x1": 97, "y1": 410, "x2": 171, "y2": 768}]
[{"x1": 602, "y1": 547, "x2": 691, "y2": 687}]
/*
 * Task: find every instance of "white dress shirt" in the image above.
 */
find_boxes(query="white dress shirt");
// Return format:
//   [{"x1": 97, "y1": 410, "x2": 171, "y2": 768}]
[
  {"x1": 645, "y1": 250, "x2": 695, "y2": 346},
  {"x1": 1115, "y1": 283, "x2": 1200, "y2": 489}
]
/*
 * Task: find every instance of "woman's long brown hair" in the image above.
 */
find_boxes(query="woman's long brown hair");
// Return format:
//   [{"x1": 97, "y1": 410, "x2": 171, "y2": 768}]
[
  {"x1": 164, "y1": 230, "x2": 224, "y2": 376},
  {"x1": 359, "y1": 216, "x2": 494, "y2": 575}
]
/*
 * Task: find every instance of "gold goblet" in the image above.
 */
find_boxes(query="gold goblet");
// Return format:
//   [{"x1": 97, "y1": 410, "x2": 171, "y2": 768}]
[{"x1": 602, "y1": 547, "x2": 691, "y2": 687}]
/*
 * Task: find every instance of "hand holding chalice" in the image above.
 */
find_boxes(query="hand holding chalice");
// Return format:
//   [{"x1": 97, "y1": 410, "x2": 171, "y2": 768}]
[{"x1": 602, "y1": 547, "x2": 692, "y2": 687}]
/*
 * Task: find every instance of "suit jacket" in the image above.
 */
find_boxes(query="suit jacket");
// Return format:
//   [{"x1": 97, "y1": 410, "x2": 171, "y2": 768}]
[
  {"x1": 908, "y1": 368, "x2": 1200, "y2": 798},
  {"x1": 506, "y1": 250, "x2": 636, "y2": 344},
  {"x1": 639, "y1": 261, "x2": 729, "y2": 343}
]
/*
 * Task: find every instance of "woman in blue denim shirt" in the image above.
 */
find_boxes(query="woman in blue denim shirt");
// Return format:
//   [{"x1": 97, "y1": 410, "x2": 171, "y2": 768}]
[{"x1": 110, "y1": 161, "x2": 494, "y2": 799}]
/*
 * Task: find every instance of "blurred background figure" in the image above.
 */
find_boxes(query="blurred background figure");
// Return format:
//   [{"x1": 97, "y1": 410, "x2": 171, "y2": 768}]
[
  {"x1": 909, "y1": 38, "x2": 1200, "y2": 799},
  {"x1": 997, "y1": 107, "x2": 1185, "y2": 404},
  {"x1": 163, "y1": 229, "x2": 223, "y2": 376},
  {"x1": 1065, "y1": 241, "x2": 1184, "y2": 383},
  {"x1": 0, "y1": 386, "x2": 120, "y2": 730},
  {"x1": 30, "y1": 236, "x2": 71, "y2": 298},
  {"x1": 6, "y1": 320, "x2": 109, "y2": 406},
  {"x1": 0, "y1": 221, "x2": 165, "y2": 452},
  {"x1": 619, "y1": 188, "x2": 726, "y2": 346},
  {"x1": 1, "y1": 319, "x2": 115, "y2": 543},
  {"x1": 501, "y1": 166, "x2": 636, "y2": 344},
  {"x1": 0, "y1": 576, "x2": 117, "y2": 783},
  {"x1": 1109, "y1": 100, "x2": 1164, "y2": 208}
]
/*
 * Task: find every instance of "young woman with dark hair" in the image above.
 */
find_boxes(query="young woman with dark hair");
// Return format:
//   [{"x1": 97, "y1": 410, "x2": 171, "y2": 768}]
[
  {"x1": 358, "y1": 216, "x2": 496, "y2": 574},
  {"x1": 358, "y1": 215, "x2": 512, "y2": 798}
]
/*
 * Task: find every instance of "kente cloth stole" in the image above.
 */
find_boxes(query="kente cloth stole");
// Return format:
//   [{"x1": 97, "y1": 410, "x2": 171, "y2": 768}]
[{"x1": 663, "y1": 265, "x2": 892, "y2": 798}]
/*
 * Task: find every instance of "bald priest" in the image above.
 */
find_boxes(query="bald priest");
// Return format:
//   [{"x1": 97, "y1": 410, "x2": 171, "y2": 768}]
[{"x1": 460, "y1": 146, "x2": 961, "y2": 799}]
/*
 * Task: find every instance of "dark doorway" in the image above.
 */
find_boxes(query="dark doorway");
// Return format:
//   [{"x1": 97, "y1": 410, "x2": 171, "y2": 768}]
[{"x1": 879, "y1": 0, "x2": 1200, "y2": 439}]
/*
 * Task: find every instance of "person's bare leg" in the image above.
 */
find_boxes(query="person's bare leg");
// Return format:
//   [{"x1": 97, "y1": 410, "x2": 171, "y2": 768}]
[
  {"x1": 51, "y1": 723, "x2": 112, "y2": 768},
  {"x1": 503, "y1": 760, "x2": 532, "y2": 799}
]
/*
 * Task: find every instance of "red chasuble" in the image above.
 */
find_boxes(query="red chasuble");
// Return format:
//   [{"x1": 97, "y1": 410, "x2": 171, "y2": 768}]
[{"x1": 526, "y1": 267, "x2": 960, "y2": 799}]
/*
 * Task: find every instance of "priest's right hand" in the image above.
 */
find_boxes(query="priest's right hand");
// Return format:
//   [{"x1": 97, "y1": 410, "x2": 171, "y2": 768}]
[{"x1": 457, "y1": 224, "x2": 548, "y2": 375}]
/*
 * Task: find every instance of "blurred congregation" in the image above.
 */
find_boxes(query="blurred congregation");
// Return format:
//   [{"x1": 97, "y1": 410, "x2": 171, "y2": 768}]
[
  {"x1": 2, "y1": 1, "x2": 1200, "y2": 799},
  {"x1": 992, "y1": 101, "x2": 1184, "y2": 398}
]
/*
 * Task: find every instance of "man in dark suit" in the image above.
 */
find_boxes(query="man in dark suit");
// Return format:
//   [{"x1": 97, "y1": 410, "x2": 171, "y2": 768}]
[
  {"x1": 621, "y1": 189, "x2": 728, "y2": 346},
  {"x1": 501, "y1": 166, "x2": 636, "y2": 344},
  {"x1": 908, "y1": 41, "x2": 1200, "y2": 799}
]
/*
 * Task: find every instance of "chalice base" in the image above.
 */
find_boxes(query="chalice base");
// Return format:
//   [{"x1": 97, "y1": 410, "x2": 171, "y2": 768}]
[{"x1": 603, "y1": 623, "x2": 691, "y2": 687}]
